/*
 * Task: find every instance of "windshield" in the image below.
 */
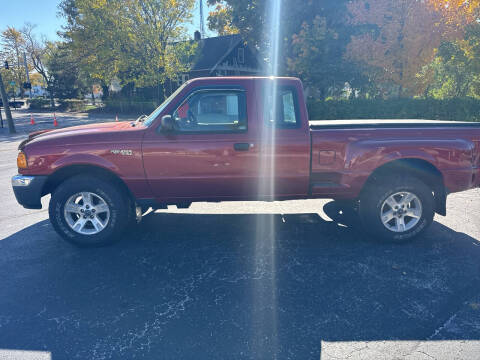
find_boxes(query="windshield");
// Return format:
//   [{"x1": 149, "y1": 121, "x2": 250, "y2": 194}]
[{"x1": 143, "y1": 82, "x2": 189, "y2": 127}]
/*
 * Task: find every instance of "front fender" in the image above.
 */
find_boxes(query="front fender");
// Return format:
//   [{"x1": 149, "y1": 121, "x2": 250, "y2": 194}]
[{"x1": 50, "y1": 153, "x2": 120, "y2": 175}]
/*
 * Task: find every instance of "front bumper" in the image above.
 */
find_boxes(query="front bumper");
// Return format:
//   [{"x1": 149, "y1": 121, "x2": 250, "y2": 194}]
[{"x1": 11, "y1": 175, "x2": 48, "y2": 209}]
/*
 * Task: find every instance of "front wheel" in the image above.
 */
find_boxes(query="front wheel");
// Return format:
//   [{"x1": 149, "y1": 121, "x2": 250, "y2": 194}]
[
  {"x1": 49, "y1": 175, "x2": 129, "y2": 247},
  {"x1": 359, "y1": 176, "x2": 435, "y2": 243}
]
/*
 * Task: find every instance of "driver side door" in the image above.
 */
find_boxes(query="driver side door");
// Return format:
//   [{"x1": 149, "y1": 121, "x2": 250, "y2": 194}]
[{"x1": 142, "y1": 87, "x2": 260, "y2": 202}]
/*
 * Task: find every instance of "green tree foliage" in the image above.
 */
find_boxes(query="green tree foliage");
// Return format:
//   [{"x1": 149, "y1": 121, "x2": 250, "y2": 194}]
[
  {"x1": 207, "y1": 0, "x2": 360, "y2": 99},
  {"x1": 287, "y1": 16, "x2": 338, "y2": 99},
  {"x1": 0, "y1": 27, "x2": 26, "y2": 97},
  {"x1": 286, "y1": 1, "x2": 366, "y2": 100},
  {"x1": 44, "y1": 42, "x2": 88, "y2": 99},
  {"x1": 207, "y1": 3, "x2": 238, "y2": 36},
  {"x1": 420, "y1": 24, "x2": 480, "y2": 99},
  {"x1": 59, "y1": 0, "x2": 197, "y2": 98},
  {"x1": 207, "y1": 0, "x2": 265, "y2": 46}
]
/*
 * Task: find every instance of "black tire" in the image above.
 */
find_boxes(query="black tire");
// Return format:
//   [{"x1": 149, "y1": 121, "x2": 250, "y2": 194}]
[
  {"x1": 49, "y1": 175, "x2": 129, "y2": 247},
  {"x1": 359, "y1": 176, "x2": 435, "y2": 243}
]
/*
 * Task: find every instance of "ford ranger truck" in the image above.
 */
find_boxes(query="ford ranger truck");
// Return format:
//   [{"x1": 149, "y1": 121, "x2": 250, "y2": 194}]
[{"x1": 12, "y1": 77, "x2": 480, "y2": 247}]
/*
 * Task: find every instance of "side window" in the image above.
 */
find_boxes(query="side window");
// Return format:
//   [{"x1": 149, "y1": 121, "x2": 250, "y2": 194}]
[
  {"x1": 172, "y1": 90, "x2": 247, "y2": 133},
  {"x1": 263, "y1": 87, "x2": 300, "y2": 128}
]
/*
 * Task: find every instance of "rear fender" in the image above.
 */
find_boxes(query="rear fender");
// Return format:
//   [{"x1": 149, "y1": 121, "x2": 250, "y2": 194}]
[{"x1": 345, "y1": 139, "x2": 474, "y2": 172}]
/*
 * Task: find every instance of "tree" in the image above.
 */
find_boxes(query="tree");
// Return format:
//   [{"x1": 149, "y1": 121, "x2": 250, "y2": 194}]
[
  {"x1": 22, "y1": 23, "x2": 56, "y2": 106},
  {"x1": 345, "y1": 0, "x2": 447, "y2": 97},
  {"x1": 207, "y1": 0, "x2": 360, "y2": 99},
  {"x1": 285, "y1": 1, "x2": 363, "y2": 99},
  {"x1": 287, "y1": 16, "x2": 338, "y2": 99},
  {"x1": 59, "y1": 0, "x2": 197, "y2": 101},
  {"x1": 420, "y1": 24, "x2": 480, "y2": 99},
  {"x1": 207, "y1": 4, "x2": 238, "y2": 35},
  {"x1": 45, "y1": 42, "x2": 87, "y2": 99},
  {"x1": 0, "y1": 71, "x2": 15, "y2": 133},
  {"x1": 207, "y1": 0, "x2": 268, "y2": 51},
  {"x1": 1, "y1": 27, "x2": 26, "y2": 98},
  {"x1": 426, "y1": 0, "x2": 480, "y2": 35}
]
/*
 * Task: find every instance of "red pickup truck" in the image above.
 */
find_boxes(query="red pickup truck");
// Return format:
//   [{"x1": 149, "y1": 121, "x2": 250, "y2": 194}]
[{"x1": 12, "y1": 77, "x2": 480, "y2": 246}]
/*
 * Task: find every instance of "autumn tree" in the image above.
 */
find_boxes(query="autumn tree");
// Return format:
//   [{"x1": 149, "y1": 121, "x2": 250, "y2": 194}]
[
  {"x1": 207, "y1": 0, "x2": 266, "y2": 47},
  {"x1": 426, "y1": 0, "x2": 480, "y2": 36},
  {"x1": 207, "y1": 3, "x2": 239, "y2": 35},
  {"x1": 346, "y1": 0, "x2": 446, "y2": 97}
]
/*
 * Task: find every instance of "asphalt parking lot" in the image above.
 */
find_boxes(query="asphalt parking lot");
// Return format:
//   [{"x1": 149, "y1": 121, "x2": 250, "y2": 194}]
[{"x1": 0, "y1": 111, "x2": 480, "y2": 359}]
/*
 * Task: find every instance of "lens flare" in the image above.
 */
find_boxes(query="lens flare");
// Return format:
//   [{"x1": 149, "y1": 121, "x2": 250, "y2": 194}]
[{"x1": 252, "y1": 0, "x2": 282, "y2": 357}]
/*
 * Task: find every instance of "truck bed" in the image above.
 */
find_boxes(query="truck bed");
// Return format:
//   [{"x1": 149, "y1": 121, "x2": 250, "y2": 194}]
[
  {"x1": 308, "y1": 118, "x2": 480, "y2": 198},
  {"x1": 309, "y1": 119, "x2": 480, "y2": 129}
]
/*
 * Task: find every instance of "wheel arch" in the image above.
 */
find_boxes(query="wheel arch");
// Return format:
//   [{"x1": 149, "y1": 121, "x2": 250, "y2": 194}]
[
  {"x1": 361, "y1": 158, "x2": 447, "y2": 215},
  {"x1": 42, "y1": 164, "x2": 134, "y2": 202}
]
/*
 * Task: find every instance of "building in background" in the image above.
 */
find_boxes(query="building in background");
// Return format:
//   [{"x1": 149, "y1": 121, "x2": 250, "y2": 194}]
[{"x1": 169, "y1": 32, "x2": 261, "y2": 91}]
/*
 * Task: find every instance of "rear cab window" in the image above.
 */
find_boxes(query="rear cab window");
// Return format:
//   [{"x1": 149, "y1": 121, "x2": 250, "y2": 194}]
[{"x1": 263, "y1": 86, "x2": 301, "y2": 129}]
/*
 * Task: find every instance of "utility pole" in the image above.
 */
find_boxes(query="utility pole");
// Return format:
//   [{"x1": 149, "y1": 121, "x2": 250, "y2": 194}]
[
  {"x1": 0, "y1": 71, "x2": 16, "y2": 134},
  {"x1": 199, "y1": 0, "x2": 205, "y2": 38},
  {"x1": 23, "y1": 52, "x2": 32, "y2": 98}
]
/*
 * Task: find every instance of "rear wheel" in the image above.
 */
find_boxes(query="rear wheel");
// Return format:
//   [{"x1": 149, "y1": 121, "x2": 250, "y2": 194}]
[
  {"x1": 359, "y1": 176, "x2": 435, "y2": 243},
  {"x1": 49, "y1": 175, "x2": 129, "y2": 247}
]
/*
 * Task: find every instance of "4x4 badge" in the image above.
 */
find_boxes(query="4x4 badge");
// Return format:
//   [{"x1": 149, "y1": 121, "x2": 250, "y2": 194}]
[{"x1": 110, "y1": 149, "x2": 133, "y2": 156}]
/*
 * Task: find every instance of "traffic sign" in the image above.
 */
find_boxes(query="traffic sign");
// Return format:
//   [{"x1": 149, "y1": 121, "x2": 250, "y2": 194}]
[{"x1": 10, "y1": 81, "x2": 15, "y2": 86}]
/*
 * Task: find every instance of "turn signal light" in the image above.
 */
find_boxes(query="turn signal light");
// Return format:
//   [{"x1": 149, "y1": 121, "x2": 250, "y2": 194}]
[{"x1": 17, "y1": 152, "x2": 28, "y2": 169}]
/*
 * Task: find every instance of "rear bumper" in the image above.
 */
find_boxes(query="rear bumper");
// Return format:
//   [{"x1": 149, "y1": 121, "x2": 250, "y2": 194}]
[{"x1": 11, "y1": 175, "x2": 48, "y2": 209}]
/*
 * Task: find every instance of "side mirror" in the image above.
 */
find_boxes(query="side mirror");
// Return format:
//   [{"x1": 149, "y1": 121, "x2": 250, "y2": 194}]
[{"x1": 160, "y1": 115, "x2": 175, "y2": 132}]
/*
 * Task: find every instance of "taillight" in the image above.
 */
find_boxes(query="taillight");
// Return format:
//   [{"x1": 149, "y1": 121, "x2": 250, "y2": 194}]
[{"x1": 17, "y1": 151, "x2": 28, "y2": 169}]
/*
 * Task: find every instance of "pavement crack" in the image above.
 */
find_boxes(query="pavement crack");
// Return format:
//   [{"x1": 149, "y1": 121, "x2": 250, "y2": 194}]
[
  {"x1": 416, "y1": 350, "x2": 436, "y2": 359},
  {"x1": 428, "y1": 313, "x2": 458, "y2": 340}
]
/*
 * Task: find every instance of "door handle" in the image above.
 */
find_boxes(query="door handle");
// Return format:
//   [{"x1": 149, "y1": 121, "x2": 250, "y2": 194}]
[{"x1": 234, "y1": 143, "x2": 251, "y2": 151}]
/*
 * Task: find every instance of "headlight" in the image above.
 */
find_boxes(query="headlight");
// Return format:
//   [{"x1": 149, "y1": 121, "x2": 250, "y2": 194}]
[{"x1": 17, "y1": 151, "x2": 28, "y2": 169}]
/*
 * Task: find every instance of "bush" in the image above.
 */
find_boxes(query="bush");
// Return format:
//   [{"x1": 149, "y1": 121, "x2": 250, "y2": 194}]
[
  {"x1": 307, "y1": 98, "x2": 480, "y2": 122},
  {"x1": 28, "y1": 98, "x2": 51, "y2": 110},
  {"x1": 103, "y1": 99, "x2": 157, "y2": 114},
  {"x1": 58, "y1": 99, "x2": 87, "y2": 112}
]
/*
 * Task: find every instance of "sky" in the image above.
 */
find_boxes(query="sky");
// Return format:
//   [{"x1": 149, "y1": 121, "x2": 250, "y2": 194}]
[
  {"x1": 0, "y1": 0, "x2": 65, "y2": 41},
  {"x1": 0, "y1": 0, "x2": 213, "y2": 42}
]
